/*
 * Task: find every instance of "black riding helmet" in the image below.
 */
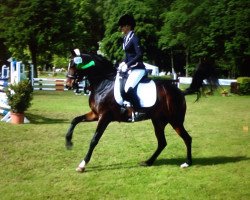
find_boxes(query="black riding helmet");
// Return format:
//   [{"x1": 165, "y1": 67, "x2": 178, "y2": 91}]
[{"x1": 118, "y1": 14, "x2": 136, "y2": 30}]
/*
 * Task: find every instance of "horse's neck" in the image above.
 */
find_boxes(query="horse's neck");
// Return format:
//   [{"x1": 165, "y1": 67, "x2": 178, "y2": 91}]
[
  {"x1": 90, "y1": 78, "x2": 114, "y2": 94},
  {"x1": 84, "y1": 55, "x2": 116, "y2": 91},
  {"x1": 88, "y1": 70, "x2": 115, "y2": 82}
]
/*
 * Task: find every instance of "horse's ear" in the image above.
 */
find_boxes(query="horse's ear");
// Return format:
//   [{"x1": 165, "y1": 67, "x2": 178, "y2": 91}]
[
  {"x1": 70, "y1": 49, "x2": 81, "y2": 57},
  {"x1": 74, "y1": 48, "x2": 81, "y2": 56},
  {"x1": 70, "y1": 49, "x2": 76, "y2": 57}
]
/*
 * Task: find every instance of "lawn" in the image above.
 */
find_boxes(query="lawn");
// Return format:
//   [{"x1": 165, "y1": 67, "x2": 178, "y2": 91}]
[{"x1": 0, "y1": 91, "x2": 249, "y2": 200}]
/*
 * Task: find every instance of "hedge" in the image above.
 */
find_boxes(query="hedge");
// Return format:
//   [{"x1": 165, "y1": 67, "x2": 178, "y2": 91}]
[{"x1": 237, "y1": 77, "x2": 250, "y2": 95}]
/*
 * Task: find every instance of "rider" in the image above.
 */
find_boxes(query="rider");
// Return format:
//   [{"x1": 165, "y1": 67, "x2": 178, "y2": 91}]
[{"x1": 118, "y1": 14, "x2": 146, "y2": 116}]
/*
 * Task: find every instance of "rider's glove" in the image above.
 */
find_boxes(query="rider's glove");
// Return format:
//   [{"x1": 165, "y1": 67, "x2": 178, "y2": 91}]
[
  {"x1": 121, "y1": 64, "x2": 128, "y2": 72},
  {"x1": 118, "y1": 62, "x2": 125, "y2": 70}
]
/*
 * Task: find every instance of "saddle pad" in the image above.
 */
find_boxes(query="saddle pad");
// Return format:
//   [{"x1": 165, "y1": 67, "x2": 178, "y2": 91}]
[{"x1": 114, "y1": 76, "x2": 157, "y2": 108}]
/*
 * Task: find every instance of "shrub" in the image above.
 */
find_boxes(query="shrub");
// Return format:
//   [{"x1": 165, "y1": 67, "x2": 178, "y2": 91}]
[
  {"x1": 149, "y1": 75, "x2": 172, "y2": 80},
  {"x1": 6, "y1": 80, "x2": 33, "y2": 113},
  {"x1": 237, "y1": 77, "x2": 250, "y2": 95}
]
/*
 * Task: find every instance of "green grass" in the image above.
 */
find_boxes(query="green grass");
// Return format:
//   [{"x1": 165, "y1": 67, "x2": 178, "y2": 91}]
[
  {"x1": 0, "y1": 91, "x2": 249, "y2": 200},
  {"x1": 38, "y1": 71, "x2": 67, "y2": 79}
]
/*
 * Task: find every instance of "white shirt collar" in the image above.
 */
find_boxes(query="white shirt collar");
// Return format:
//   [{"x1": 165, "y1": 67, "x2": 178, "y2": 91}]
[{"x1": 123, "y1": 31, "x2": 134, "y2": 49}]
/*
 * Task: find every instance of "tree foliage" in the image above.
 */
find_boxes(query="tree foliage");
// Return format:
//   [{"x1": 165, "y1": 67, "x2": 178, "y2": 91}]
[
  {"x1": 69, "y1": 0, "x2": 104, "y2": 52},
  {"x1": 0, "y1": 0, "x2": 249, "y2": 77},
  {"x1": 158, "y1": 0, "x2": 250, "y2": 76},
  {"x1": 0, "y1": 0, "x2": 74, "y2": 76}
]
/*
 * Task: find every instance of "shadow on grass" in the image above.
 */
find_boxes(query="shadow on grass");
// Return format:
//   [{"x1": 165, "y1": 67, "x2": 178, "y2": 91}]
[
  {"x1": 154, "y1": 156, "x2": 249, "y2": 166},
  {"x1": 87, "y1": 162, "x2": 140, "y2": 173},
  {"x1": 86, "y1": 156, "x2": 249, "y2": 173},
  {"x1": 26, "y1": 113, "x2": 68, "y2": 124}
]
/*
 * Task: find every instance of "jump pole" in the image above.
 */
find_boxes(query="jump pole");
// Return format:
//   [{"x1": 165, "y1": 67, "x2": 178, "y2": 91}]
[{"x1": 1, "y1": 65, "x2": 9, "y2": 79}]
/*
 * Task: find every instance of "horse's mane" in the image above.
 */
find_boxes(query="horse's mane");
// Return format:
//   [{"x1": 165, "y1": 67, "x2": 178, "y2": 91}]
[
  {"x1": 77, "y1": 52, "x2": 116, "y2": 83},
  {"x1": 89, "y1": 53, "x2": 114, "y2": 70}
]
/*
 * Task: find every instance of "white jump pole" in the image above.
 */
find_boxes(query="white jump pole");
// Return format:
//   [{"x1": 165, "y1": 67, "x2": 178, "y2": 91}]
[
  {"x1": 30, "y1": 64, "x2": 34, "y2": 86},
  {"x1": 1, "y1": 65, "x2": 9, "y2": 79},
  {"x1": 10, "y1": 61, "x2": 22, "y2": 84},
  {"x1": 10, "y1": 61, "x2": 15, "y2": 84},
  {"x1": 16, "y1": 61, "x2": 21, "y2": 83}
]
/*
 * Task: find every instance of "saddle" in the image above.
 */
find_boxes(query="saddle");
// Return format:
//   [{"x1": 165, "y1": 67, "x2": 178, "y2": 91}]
[{"x1": 114, "y1": 72, "x2": 157, "y2": 108}]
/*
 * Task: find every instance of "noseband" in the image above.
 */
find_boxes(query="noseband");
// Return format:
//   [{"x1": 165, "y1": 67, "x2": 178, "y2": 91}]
[
  {"x1": 66, "y1": 73, "x2": 76, "y2": 79},
  {"x1": 67, "y1": 59, "x2": 78, "y2": 80}
]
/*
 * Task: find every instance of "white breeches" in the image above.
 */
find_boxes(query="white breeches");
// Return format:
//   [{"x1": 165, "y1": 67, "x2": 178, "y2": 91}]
[{"x1": 124, "y1": 69, "x2": 146, "y2": 92}]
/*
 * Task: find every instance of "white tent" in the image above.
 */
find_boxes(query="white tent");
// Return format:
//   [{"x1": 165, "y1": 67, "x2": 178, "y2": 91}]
[{"x1": 144, "y1": 62, "x2": 159, "y2": 76}]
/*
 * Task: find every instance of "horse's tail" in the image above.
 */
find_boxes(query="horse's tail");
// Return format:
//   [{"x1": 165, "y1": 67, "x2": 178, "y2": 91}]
[{"x1": 183, "y1": 58, "x2": 219, "y2": 101}]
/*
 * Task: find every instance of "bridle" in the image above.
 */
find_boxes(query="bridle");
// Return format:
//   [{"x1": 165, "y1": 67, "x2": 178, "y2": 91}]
[
  {"x1": 66, "y1": 54, "x2": 116, "y2": 89},
  {"x1": 66, "y1": 58, "x2": 78, "y2": 79}
]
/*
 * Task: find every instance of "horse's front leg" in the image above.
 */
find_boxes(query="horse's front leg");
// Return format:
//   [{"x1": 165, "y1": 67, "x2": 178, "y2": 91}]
[
  {"x1": 76, "y1": 113, "x2": 112, "y2": 172},
  {"x1": 65, "y1": 111, "x2": 98, "y2": 149}
]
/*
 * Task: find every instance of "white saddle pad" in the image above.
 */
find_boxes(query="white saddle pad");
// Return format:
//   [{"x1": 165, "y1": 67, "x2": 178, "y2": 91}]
[{"x1": 114, "y1": 75, "x2": 157, "y2": 108}]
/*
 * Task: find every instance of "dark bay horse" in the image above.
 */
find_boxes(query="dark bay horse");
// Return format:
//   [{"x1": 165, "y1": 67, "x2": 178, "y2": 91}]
[{"x1": 66, "y1": 51, "x2": 192, "y2": 172}]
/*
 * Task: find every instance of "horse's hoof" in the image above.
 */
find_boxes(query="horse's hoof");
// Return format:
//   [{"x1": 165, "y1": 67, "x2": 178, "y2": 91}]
[
  {"x1": 65, "y1": 141, "x2": 73, "y2": 150},
  {"x1": 180, "y1": 162, "x2": 189, "y2": 168},
  {"x1": 140, "y1": 161, "x2": 152, "y2": 167},
  {"x1": 76, "y1": 166, "x2": 85, "y2": 173}
]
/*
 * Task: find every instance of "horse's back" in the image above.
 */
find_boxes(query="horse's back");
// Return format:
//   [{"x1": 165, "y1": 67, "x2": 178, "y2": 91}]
[{"x1": 155, "y1": 80, "x2": 184, "y2": 100}]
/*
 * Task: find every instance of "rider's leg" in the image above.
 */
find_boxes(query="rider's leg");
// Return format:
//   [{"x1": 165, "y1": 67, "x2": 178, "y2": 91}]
[
  {"x1": 124, "y1": 69, "x2": 146, "y2": 110},
  {"x1": 115, "y1": 72, "x2": 130, "y2": 114},
  {"x1": 124, "y1": 69, "x2": 146, "y2": 93},
  {"x1": 126, "y1": 86, "x2": 147, "y2": 121},
  {"x1": 127, "y1": 87, "x2": 141, "y2": 109},
  {"x1": 124, "y1": 69, "x2": 147, "y2": 121}
]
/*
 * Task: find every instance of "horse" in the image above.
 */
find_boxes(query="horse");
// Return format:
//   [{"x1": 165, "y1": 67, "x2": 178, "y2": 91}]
[{"x1": 65, "y1": 50, "x2": 193, "y2": 172}]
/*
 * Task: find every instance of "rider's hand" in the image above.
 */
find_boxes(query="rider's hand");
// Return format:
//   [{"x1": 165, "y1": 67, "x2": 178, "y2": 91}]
[
  {"x1": 121, "y1": 64, "x2": 128, "y2": 72},
  {"x1": 118, "y1": 62, "x2": 125, "y2": 70}
]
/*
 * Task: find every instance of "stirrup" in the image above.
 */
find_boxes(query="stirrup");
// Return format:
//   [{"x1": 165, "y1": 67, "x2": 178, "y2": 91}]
[
  {"x1": 134, "y1": 112, "x2": 146, "y2": 121},
  {"x1": 120, "y1": 101, "x2": 131, "y2": 115},
  {"x1": 129, "y1": 111, "x2": 146, "y2": 122},
  {"x1": 120, "y1": 105, "x2": 127, "y2": 114}
]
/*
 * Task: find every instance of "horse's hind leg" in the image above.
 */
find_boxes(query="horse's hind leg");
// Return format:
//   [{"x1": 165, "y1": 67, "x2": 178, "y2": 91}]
[
  {"x1": 172, "y1": 124, "x2": 192, "y2": 167},
  {"x1": 65, "y1": 111, "x2": 97, "y2": 149},
  {"x1": 142, "y1": 119, "x2": 167, "y2": 166}
]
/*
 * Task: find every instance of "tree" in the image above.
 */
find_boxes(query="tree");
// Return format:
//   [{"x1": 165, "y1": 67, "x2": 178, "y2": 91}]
[
  {"x1": 216, "y1": 0, "x2": 250, "y2": 77},
  {"x1": 158, "y1": 0, "x2": 213, "y2": 75},
  {"x1": 0, "y1": 0, "x2": 74, "y2": 77},
  {"x1": 159, "y1": 0, "x2": 250, "y2": 77},
  {"x1": 100, "y1": 0, "x2": 166, "y2": 67},
  {"x1": 0, "y1": 38, "x2": 10, "y2": 66},
  {"x1": 1, "y1": 0, "x2": 248, "y2": 77},
  {"x1": 69, "y1": 0, "x2": 104, "y2": 52}
]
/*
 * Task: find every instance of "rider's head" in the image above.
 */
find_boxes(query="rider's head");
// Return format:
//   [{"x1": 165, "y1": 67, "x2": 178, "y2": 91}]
[{"x1": 118, "y1": 14, "x2": 136, "y2": 34}]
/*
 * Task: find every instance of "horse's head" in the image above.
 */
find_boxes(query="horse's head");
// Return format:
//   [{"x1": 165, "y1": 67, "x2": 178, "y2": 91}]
[
  {"x1": 66, "y1": 49, "x2": 116, "y2": 89},
  {"x1": 66, "y1": 49, "x2": 98, "y2": 89}
]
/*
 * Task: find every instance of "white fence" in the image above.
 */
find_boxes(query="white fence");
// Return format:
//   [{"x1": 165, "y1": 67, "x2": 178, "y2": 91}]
[
  {"x1": 178, "y1": 77, "x2": 236, "y2": 86},
  {"x1": 33, "y1": 78, "x2": 88, "y2": 93}
]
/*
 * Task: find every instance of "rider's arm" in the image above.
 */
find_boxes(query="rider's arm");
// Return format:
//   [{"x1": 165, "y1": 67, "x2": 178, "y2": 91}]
[{"x1": 126, "y1": 36, "x2": 143, "y2": 68}]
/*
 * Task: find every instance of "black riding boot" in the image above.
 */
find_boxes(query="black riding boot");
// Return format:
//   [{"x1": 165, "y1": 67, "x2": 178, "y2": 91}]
[
  {"x1": 127, "y1": 87, "x2": 141, "y2": 110},
  {"x1": 127, "y1": 87, "x2": 146, "y2": 121}
]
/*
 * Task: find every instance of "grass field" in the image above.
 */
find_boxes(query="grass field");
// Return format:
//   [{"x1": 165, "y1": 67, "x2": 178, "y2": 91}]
[{"x1": 0, "y1": 91, "x2": 249, "y2": 200}]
